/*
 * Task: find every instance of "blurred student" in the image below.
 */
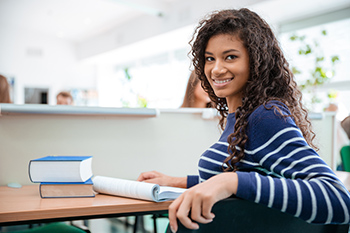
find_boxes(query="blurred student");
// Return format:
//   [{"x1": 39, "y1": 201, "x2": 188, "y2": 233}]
[
  {"x1": 181, "y1": 71, "x2": 212, "y2": 108},
  {"x1": 342, "y1": 116, "x2": 350, "y2": 141},
  {"x1": 0, "y1": 74, "x2": 11, "y2": 103},
  {"x1": 56, "y1": 91, "x2": 73, "y2": 105}
]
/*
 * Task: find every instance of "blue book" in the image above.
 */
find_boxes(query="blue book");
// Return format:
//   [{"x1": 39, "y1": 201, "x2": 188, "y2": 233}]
[
  {"x1": 40, "y1": 178, "x2": 95, "y2": 198},
  {"x1": 29, "y1": 156, "x2": 93, "y2": 183}
]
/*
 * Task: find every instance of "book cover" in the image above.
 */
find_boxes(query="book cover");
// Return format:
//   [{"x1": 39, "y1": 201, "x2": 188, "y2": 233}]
[
  {"x1": 40, "y1": 178, "x2": 95, "y2": 198},
  {"x1": 29, "y1": 156, "x2": 93, "y2": 183},
  {"x1": 92, "y1": 176, "x2": 186, "y2": 202}
]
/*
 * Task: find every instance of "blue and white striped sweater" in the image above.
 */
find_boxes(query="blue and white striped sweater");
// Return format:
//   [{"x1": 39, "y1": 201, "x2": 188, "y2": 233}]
[{"x1": 187, "y1": 101, "x2": 350, "y2": 224}]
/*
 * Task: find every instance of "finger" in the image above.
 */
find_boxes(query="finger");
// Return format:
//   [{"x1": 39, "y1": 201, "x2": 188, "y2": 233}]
[
  {"x1": 201, "y1": 197, "x2": 215, "y2": 220},
  {"x1": 137, "y1": 172, "x2": 157, "y2": 181},
  {"x1": 136, "y1": 173, "x2": 147, "y2": 181},
  {"x1": 176, "y1": 194, "x2": 199, "y2": 230},
  {"x1": 142, "y1": 178, "x2": 159, "y2": 184},
  {"x1": 190, "y1": 194, "x2": 213, "y2": 224},
  {"x1": 169, "y1": 194, "x2": 183, "y2": 232}
]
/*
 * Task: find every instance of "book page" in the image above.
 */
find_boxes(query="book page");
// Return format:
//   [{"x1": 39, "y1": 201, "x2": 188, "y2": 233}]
[
  {"x1": 93, "y1": 176, "x2": 159, "y2": 201},
  {"x1": 158, "y1": 186, "x2": 186, "y2": 201}
]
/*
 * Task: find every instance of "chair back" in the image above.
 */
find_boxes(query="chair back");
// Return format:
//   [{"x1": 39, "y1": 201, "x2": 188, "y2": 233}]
[{"x1": 166, "y1": 198, "x2": 349, "y2": 233}]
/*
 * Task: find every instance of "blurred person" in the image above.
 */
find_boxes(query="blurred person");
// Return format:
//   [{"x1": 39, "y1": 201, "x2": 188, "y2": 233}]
[
  {"x1": 341, "y1": 116, "x2": 350, "y2": 140},
  {"x1": 56, "y1": 91, "x2": 73, "y2": 105},
  {"x1": 0, "y1": 74, "x2": 11, "y2": 103},
  {"x1": 181, "y1": 71, "x2": 212, "y2": 108},
  {"x1": 325, "y1": 103, "x2": 349, "y2": 169}
]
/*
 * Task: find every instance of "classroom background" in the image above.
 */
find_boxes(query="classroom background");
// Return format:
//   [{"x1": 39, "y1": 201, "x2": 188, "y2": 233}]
[
  {"x1": 0, "y1": 0, "x2": 349, "y2": 118},
  {"x1": 0, "y1": 0, "x2": 350, "y2": 232}
]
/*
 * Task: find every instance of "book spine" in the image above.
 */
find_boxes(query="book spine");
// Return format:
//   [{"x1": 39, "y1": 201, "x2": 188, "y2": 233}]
[
  {"x1": 28, "y1": 160, "x2": 34, "y2": 183},
  {"x1": 39, "y1": 183, "x2": 43, "y2": 198}
]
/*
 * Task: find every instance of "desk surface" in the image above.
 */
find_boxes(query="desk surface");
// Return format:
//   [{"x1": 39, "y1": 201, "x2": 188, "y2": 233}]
[
  {"x1": 0, "y1": 185, "x2": 170, "y2": 225},
  {"x1": 1, "y1": 172, "x2": 349, "y2": 226}
]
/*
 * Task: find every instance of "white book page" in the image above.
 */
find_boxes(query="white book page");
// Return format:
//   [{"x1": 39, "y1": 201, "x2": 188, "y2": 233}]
[
  {"x1": 158, "y1": 186, "x2": 187, "y2": 201},
  {"x1": 93, "y1": 176, "x2": 159, "y2": 201}
]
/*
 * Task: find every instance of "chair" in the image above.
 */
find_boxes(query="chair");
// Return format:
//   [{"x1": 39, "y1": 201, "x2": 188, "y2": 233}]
[
  {"x1": 341, "y1": 145, "x2": 350, "y2": 172},
  {"x1": 165, "y1": 198, "x2": 349, "y2": 233},
  {"x1": 8, "y1": 222, "x2": 89, "y2": 233}
]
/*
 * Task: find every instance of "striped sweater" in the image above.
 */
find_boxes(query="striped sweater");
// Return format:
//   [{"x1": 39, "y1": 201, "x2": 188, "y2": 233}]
[{"x1": 187, "y1": 101, "x2": 350, "y2": 224}]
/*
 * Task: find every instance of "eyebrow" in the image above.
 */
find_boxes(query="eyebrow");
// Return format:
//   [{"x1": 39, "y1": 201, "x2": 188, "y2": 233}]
[{"x1": 205, "y1": 49, "x2": 240, "y2": 55}]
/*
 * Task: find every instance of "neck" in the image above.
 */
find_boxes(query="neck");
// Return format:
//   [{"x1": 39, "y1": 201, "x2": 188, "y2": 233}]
[{"x1": 227, "y1": 98, "x2": 242, "y2": 113}]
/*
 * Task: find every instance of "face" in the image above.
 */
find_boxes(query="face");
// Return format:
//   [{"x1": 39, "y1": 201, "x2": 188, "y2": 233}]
[
  {"x1": 57, "y1": 95, "x2": 72, "y2": 105},
  {"x1": 204, "y1": 34, "x2": 250, "y2": 112}
]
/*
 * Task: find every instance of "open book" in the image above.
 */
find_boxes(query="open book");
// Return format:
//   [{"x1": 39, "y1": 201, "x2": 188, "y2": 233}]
[{"x1": 93, "y1": 176, "x2": 186, "y2": 202}]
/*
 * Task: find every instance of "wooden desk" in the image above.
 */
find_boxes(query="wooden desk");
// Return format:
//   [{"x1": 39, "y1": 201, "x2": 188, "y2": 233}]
[{"x1": 0, "y1": 185, "x2": 170, "y2": 226}]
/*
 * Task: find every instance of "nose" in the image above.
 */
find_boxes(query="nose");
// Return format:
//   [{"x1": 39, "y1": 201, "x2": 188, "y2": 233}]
[{"x1": 212, "y1": 60, "x2": 226, "y2": 76}]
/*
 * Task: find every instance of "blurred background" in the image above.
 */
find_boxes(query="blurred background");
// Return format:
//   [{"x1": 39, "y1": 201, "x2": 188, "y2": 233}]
[{"x1": 0, "y1": 0, "x2": 349, "y2": 117}]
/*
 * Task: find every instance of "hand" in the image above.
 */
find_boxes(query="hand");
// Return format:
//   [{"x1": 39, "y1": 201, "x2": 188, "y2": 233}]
[
  {"x1": 168, "y1": 172, "x2": 238, "y2": 232},
  {"x1": 137, "y1": 171, "x2": 186, "y2": 188}
]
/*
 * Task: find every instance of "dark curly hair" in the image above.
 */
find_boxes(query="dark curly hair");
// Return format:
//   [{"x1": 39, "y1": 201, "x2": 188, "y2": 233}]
[{"x1": 190, "y1": 8, "x2": 317, "y2": 171}]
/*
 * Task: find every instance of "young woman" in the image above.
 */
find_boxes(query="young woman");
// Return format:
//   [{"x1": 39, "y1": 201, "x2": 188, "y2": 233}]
[{"x1": 137, "y1": 8, "x2": 350, "y2": 232}]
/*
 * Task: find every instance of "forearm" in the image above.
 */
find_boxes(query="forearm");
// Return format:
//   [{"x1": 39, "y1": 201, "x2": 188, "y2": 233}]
[{"x1": 171, "y1": 176, "x2": 187, "y2": 188}]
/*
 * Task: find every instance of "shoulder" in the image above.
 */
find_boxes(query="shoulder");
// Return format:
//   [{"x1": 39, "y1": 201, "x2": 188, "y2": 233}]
[
  {"x1": 245, "y1": 101, "x2": 302, "y2": 150},
  {"x1": 247, "y1": 100, "x2": 297, "y2": 136},
  {"x1": 249, "y1": 100, "x2": 291, "y2": 123},
  {"x1": 252, "y1": 100, "x2": 290, "y2": 116}
]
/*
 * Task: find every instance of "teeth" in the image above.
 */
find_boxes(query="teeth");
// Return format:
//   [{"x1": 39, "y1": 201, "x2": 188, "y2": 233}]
[{"x1": 214, "y1": 78, "x2": 232, "y2": 84}]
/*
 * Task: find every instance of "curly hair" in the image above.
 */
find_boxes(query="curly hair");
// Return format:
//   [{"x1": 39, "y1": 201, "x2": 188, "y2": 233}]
[{"x1": 190, "y1": 8, "x2": 317, "y2": 171}]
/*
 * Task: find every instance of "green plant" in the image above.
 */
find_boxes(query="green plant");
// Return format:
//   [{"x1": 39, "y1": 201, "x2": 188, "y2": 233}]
[
  {"x1": 289, "y1": 30, "x2": 339, "y2": 108},
  {"x1": 120, "y1": 67, "x2": 148, "y2": 108}
]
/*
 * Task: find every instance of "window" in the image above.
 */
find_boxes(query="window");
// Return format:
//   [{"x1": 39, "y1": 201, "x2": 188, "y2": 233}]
[{"x1": 279, "y1": 9, "x2": 350, "y2": 120}]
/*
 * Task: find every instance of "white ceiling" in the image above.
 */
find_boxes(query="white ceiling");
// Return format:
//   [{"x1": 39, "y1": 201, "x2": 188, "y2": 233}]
[
  {"x1": 0, "y1": 0, "x2": 349, "y2": 45},
  {"x1": 0, "y1": 0, "x2": 176, "y2": 42}
]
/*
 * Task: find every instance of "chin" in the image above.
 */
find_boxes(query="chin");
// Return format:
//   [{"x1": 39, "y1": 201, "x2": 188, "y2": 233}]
[{"x1": 213, "y1": 92, "x2": 227, "y2": 99}]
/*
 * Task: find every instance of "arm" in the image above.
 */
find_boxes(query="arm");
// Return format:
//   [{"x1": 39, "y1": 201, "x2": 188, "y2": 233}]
[
  {"x1": 168, "y1": 172, "x2": 238, "y2": 232},
  {"x1": 169, "y1": 103, "x2": 350, "y2": 231},
  {"x1": 235, "y1": 103, "x2": 350, "y2": 224}
]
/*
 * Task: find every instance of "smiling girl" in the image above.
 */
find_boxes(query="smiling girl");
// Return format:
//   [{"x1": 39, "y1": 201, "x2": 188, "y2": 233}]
[{"x1": 137, "y1": 8, "x2": 350, "y2": 232}]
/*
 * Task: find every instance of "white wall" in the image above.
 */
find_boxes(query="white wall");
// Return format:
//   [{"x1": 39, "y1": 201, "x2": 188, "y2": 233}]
[
  {"x1": 0, "y1": 26, "x2": 96, "y2": 105},
  {"x1": 0, "y1": 107, "x2": 222, "y2": 186},
  {"x1": 0, "y1": 106, "x2": 336, "y2": 186}
]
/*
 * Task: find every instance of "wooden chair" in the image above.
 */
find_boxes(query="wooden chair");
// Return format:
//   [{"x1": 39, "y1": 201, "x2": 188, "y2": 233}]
[{"x1": 165, "y1": 198, "x2": 349, "y2": 233}]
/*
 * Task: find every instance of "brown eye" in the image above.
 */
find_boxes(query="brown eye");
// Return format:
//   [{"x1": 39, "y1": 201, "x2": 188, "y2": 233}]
[
  {"x1": 227, "y1": 55, "x2": 237, "y2": 60},
  {"x1": 205, "y1": 57, "x2": 214, "y2": 62}
]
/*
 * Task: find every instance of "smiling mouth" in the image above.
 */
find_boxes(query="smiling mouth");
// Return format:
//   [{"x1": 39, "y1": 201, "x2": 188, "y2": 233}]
[{"x1": 213, "y1": 78, "x2": 234, "y2": 84}]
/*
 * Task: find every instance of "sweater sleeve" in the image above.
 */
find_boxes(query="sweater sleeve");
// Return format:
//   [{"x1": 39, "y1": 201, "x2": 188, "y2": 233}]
[
  {"x1": 187, "y1": 175, "x2": 199, "y2": 188},
  {"x1": 235, "y1": 103, "x2": 350, "y2": 224}
]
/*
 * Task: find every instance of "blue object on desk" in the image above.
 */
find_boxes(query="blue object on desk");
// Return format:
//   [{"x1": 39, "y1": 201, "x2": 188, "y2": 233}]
[{"x1": 7, "y1": 182, "x2": 22, "y2": 188}]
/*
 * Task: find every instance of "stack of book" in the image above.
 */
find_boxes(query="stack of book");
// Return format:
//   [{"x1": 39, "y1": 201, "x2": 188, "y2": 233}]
[{"x1": 29, "y1": 156, "x2": 95, "y2": 198}]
